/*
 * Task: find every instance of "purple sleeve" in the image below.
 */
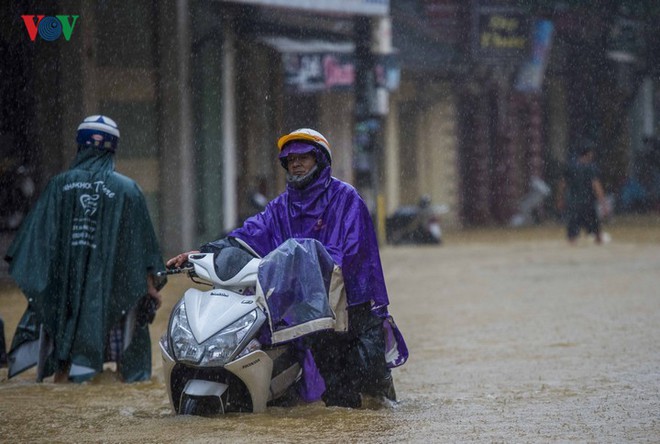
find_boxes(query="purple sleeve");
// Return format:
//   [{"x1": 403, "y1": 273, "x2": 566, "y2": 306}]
[{"x1": 337, "y1": 193, "x2": 390, "y2": 311}]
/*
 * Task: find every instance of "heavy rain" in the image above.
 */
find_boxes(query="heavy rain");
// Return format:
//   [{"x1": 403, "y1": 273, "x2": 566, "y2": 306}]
[{"x1": 1, "y1": 1, "x2": 660, "y2": 443}]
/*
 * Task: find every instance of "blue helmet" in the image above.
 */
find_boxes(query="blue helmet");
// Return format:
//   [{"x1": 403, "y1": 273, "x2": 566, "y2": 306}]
[{"x1": 76, "y1": 115, "x2": 120, "y2": 151}]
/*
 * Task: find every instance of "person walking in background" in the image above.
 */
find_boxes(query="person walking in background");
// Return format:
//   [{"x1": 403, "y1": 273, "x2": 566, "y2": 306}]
[
  {"x1": 556, "y1": 140, "x2": 611, "y2": 244},
  {"x1": 5, "y1": 115, "x2": 167, "y2": 383}
]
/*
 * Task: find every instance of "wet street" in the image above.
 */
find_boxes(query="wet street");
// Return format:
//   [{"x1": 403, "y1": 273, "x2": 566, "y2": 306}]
[{"x1": 1, "y1": 217, "x2": 659, "y2": 443}]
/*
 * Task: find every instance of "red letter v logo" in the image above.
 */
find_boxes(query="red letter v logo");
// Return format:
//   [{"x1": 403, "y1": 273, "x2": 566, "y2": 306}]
[{"x1": 21, "y1": 15, "x2": 45, "y2": 41}]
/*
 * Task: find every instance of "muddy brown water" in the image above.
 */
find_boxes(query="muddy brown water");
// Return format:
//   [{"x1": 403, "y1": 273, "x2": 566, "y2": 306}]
[{"x1": 1, "y1": 217, "x2": 659, "y2": 443}]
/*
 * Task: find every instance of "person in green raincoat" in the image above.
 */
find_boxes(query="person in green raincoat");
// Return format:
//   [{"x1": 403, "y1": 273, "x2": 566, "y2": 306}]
[{"x1": 5, "y1": 115, "x2": 167, "y2": 383}]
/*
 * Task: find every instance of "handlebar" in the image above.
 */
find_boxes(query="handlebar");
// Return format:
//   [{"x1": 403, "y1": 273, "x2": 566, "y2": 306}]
[{"x1": 156, "y1": 263, "x2": 194, "y2": 277}]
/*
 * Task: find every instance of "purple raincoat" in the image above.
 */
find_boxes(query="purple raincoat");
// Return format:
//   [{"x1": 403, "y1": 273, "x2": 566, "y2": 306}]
[
  {"x1": 228, "y1": 167, "x2": 390, "y2": 315},
  {"x1": 217, "y1": 165, "x2": 407, "y2": 401}
]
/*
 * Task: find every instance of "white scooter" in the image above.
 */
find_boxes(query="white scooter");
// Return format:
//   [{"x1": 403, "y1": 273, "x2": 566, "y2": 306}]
[
  {"x1": 158, "y1": 238, "x2": 347, "y2": 416},
  {"x1": 158, "y1": 246, "x2": 301, "y2": 415}
]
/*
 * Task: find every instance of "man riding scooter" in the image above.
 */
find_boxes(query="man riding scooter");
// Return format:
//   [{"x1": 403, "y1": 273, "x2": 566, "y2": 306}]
[{"x1": 168, "y1": 128, "x2": 407, "y2": 408}]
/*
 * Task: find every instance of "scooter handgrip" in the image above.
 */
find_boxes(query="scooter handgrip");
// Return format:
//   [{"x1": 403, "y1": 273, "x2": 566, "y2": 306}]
[{"x1": 157, "y1": 266, "x2": 192, "y2": 276}]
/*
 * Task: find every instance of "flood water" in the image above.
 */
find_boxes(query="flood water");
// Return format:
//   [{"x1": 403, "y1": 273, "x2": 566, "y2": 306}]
[{"x1": 1, "y1": 217, "x2": 659, "y2": 443}]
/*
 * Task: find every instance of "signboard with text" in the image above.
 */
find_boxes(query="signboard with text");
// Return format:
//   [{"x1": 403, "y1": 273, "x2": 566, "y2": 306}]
[
  {"x1": 472, "y1": 5, "x2": 529, "y2": 65},
  {"x1": 283, "y1": 53, "x2": 399, "y2": 94}
]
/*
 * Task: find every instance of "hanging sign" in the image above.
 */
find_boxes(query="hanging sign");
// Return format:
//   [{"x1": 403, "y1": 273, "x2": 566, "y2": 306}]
[
  {"x1": 283, "y1": 52, "x2": 399, "y2": 94},
  {"x1": 472, "y1": 5, "x2": 529, "y2": 64}
]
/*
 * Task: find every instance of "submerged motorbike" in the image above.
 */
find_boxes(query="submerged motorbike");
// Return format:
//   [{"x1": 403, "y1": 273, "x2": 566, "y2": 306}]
[
  {"x1": 158, "y1": 238, "x2": 346, "y2": 416},
  {"x1": 385, "y1": 195, "x2": 448, "y2": 245}
]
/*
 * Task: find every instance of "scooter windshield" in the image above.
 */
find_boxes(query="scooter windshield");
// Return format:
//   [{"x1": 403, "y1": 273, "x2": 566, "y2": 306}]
[
  {"x1": 258, "y1": 238, "x2": 337, "y2": 344},
  {"x1": 213, "y1": 246, "x2": 256, "y2": 281}
]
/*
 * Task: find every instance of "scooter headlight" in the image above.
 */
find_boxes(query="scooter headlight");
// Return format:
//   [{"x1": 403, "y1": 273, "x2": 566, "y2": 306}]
[{"x1": 170, "y1": 303, "x2": 259, "y2": 366}]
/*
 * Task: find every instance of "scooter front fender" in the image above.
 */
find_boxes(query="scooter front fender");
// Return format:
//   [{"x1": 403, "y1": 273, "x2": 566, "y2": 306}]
[
  {"x1": 225, "y1": 350, "x2": 273, "y2": 413},
  {"x1": 159, "y1": 337, "x2": 177, "y2": 410}
]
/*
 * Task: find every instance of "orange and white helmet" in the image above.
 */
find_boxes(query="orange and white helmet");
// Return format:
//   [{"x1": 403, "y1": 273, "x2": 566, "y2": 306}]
[{"x1": 277, "y1": 128, "x2": 332, "y2": 166}]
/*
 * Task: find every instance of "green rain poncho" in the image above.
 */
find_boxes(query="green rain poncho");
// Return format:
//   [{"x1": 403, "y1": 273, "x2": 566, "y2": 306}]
[{"x1": 5, "y1": 148, "x2": 166, "y2": 382}]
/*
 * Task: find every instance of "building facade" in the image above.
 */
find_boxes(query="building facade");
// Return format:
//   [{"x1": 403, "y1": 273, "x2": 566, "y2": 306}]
[{"x1": 2, "y1": 0, "x2": 659, "y2": 270}]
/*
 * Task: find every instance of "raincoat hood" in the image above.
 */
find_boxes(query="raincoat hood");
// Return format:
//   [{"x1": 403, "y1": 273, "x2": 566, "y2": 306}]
[
  {"x1": 69, "y1": 146, "x2": 116, "y2": 177},
  {"x1": 279, "y1": 142, "x2": 330, "y2": 173},
  {"x1": 278, "y1": 141, "x2": 317, "y2": 159}
]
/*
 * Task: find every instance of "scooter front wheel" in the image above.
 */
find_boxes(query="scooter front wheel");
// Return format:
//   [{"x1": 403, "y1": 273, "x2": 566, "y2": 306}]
[{"x1": 179, "y1": 394, "x2": 224, "y2": 416}]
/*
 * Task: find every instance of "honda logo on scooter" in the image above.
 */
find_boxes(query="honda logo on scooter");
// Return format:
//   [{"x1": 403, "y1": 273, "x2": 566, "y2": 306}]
[{"x1": 242, "y1": 358, "x2": 261, "y2": 370}]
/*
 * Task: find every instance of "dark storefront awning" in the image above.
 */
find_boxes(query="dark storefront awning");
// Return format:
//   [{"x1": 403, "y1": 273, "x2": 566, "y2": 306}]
[
  {"x1": 223, "y1": 0, "x2": 389, "y2": 16},
  {"x1": 261, "y1": 36, "x2": 354, "y2": 54}
]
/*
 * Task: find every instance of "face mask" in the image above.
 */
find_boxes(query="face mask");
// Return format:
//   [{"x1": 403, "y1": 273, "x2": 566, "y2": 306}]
[{"x1": 286, "y1": 164, "x2": 320, "y2": 189}]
